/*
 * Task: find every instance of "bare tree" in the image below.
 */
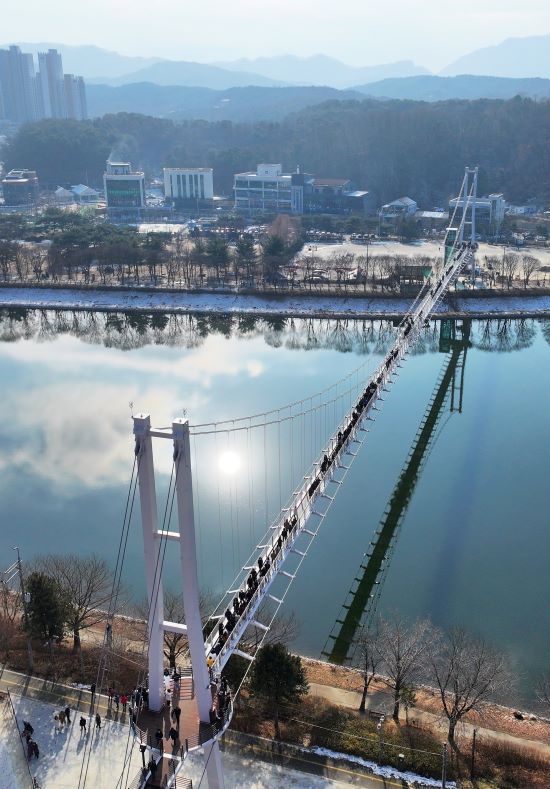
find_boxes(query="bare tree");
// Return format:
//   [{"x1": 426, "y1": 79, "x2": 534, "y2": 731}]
[
  {"x1": 136, "y1": 587, "x2": 213, "y2": 669},
  {"x1": 535, "y1": 673, "x2": 550, "y2": 714},
  {"x1": 162, "y1": 589, "x2": 188, "y2": 669},
  {"x1": 244, "y1": 610, "x2": 301, "y2": 653},
  {"x1": 522, "y1": 255, "x2": 539, "y2": 288},
  {"x1": 502, "y1": 252, "x2": 519, "y2": 288},
  {"x1": 377, "y1": 615, "x2": 432, "y2": 722},
  {"x1": 430, "y1": 627, "x2": 512, "y2": 746},
  {"x1": 34, "y1": 554, "x2": 114, "y2": 657},
  {"x1": 0, "y1": 580, "x2": 21, "y2": 659},
  {"x1": 357, "y1": 622, "x2": 384, "y2": 712}
]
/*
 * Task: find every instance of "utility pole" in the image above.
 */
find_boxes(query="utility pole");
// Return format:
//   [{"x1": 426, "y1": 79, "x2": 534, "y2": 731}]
[
  {"x1": 470, "y1": 728, "x2": 478, "y2": 781},
  {"x1": 13, "y1": 547, "x2": 34, "y2": 672}
]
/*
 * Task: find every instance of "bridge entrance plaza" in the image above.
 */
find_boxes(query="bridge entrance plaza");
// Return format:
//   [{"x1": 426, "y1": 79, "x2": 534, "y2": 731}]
[{"x1": 1, "y1": 692, "x2": 138, "y2": 789}]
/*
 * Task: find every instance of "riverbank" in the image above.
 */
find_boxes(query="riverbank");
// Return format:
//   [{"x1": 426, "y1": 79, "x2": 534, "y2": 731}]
[{"x1": 1, "y1": 284, "x2": 550, "y2": 319}]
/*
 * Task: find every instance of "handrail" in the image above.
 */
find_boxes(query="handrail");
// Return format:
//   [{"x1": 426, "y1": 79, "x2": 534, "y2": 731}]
[{"x1": 3, "y1": 691, "x2": 37, "y2": 789}]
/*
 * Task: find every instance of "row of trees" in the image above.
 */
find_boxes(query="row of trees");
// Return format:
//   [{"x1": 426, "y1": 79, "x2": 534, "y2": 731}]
[
  {"x1": 3, "y1": 97, "x2": 550, "y2": 202},
  {"x1": 253, "y1": 616, "x2": 550, "y2": 754},
  {"x1": 357, "y1": 618, "x2": 511, "y2": 746},
  {"x1": 2, "y1": 234, "x2": 545, "y2": 292}
]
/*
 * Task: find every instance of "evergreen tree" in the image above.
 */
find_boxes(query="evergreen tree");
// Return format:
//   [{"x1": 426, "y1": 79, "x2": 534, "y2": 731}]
[
  {"x1": 26, "y1": 571, "x2": 68, "y2": 645},
  {"x1": 249, "y1": 643, "x2": 309, "y2": 739}
]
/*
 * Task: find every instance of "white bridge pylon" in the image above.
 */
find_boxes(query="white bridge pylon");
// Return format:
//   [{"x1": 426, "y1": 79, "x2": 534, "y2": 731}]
[{"x1": 131, "y1": 167, "x2": 477, "y2": 788}]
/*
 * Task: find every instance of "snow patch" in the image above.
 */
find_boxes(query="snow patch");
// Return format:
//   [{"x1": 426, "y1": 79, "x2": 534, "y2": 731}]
[{"x1": 308, "y1": 745, "x2": 456, "y2": 788}]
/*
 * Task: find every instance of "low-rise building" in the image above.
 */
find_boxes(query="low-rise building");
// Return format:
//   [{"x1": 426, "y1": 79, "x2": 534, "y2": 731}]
[
  {"x1": 71, "y1": 184, "x2": 99, "y2": 205},
  {"x1": 103, "y1": 161, "x2": 145, "y2": 211},
  {"x1": 234, "y1": 164, "x2": 301, "y2": 215},
  {"x1": 54, "y1": 186, "x2": 74, "y2": 204},
  {"x1": 448, "y1": 193, "x2": 505, "y2": 233},
  {"x1": 379, "y1": 196, "x2": 418, "y2": 220},
  {"x1": 1, "y1": 169, "x2": 39, "y2": 206},
  {"x1": 164, "y1": 167, "x2": 214, "y2": 206}
]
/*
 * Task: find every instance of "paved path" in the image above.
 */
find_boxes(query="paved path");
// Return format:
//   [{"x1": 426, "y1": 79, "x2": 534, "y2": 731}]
[{"x1": 309, "y1": 682, "x2": 550, "y2": 758}]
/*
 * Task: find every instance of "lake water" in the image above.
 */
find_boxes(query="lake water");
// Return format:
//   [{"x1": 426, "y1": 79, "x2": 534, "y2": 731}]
[{"x1": 1, "y1": 309, "x2": 548, "y2": 704}]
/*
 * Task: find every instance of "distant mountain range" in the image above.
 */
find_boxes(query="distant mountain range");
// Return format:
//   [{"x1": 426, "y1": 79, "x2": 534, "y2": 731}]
[
  {"x1": 86, "y1": 75, "x2": 550, "y2": 123},
  {"x1": 5, "y1": 33, "x2": 550, "y2": 94},
  {"x1": 354, "y1": 74, "x2": 550, "y2": 101},
  {"x1": 94, "y1": 61, "x2": 284, "y2": 89},
  {"x1": 213, "y1": 55, "x2": 429, "y2": 88},
  {"x1": 5, "y1": 42, "x2": 162, "y2": 79},
  {"x1": 441, "y1": 34, "x2": 550, "y2": 79}
]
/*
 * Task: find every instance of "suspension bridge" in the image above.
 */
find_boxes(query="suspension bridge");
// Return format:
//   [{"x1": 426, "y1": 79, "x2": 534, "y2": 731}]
[{"x1": 74, "y1": 167, "x2": 481, "y2": 789}]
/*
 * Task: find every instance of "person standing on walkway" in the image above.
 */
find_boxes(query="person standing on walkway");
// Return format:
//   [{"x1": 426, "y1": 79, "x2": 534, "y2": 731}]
[
  {"x1": 58, "y1": 710, "x2": 66, "y2": 726},
  {"x1": 27, "y1": 738, "x2": 34, "y2": 759},
  {"x1": 95, "y1": 713, "x2": 101, "y2": 730},
  {"x1": 113, "y1": 692, "x2": 120, "y2": 712},
  {"x1": 148, "y1": 757, "x2": 158, "y2": 779},
  {"x1": 90, "y1": 683, "x2": 96, "y2": 702},
  {"x1": 79, "y1": 716, "x2": 87, "y2": 736},
  {"x1": 65, "y1": 706, "x2": 71, "y2": 724},
  {"x1": 173, "y1": 706, "x2": 181, "y2": 729},
  {"x1": 32, "y1": 741, "x2": 39, "y2": 759}
]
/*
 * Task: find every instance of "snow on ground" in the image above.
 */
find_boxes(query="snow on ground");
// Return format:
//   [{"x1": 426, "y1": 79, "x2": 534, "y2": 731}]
[
  {"x1": 303, "y1": 239, "x2": 550, "y2": 268},
  {"x1": 184, "y1": 746, "x2": 343, "y2": 788},
  {"x1": 2, "y1": 695, "x2": 452, "y2": 788},
  {"x1": 3, "y1": 695, "x2": 140, "y2": 789},
  {"x1": 0, "y1": 699, "x2": 30, "y2": 789},
  {"x1": 1, "y1": 287, "x2": 550, "y2": 318},
  {"x1": 310, "y1": 746, "x2": 455, "y2": 788}
]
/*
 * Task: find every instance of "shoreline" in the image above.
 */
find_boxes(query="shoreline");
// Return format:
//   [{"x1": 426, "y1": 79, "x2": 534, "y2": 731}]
[{"x1": 1, "y1": 285, "x2": 550, "y2": 319}]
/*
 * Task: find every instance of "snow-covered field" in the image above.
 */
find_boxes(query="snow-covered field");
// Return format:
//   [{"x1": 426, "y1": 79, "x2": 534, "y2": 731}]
[
  {"x1": 1, "y1": 694, "x2": 452, "y2": 789},
  {"x1": 2, "y1": 695, "x2": 139, "y2": 789},
  {"x1": 304, "y1": 239, "x2": 550, "y2": 268},
  {"x1": 1, "y1": 286, "x2": 549, "y2": 318}
]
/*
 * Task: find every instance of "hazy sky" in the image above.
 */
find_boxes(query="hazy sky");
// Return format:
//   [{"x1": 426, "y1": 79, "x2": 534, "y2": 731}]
[{"x1": 4, "y1": 0, "x2": 550, "y2": 70}]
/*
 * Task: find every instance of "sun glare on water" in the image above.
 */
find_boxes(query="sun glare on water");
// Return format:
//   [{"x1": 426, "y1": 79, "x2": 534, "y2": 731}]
[{"x1": 218, "y1": 450, "x2": 242, "y2": 475}]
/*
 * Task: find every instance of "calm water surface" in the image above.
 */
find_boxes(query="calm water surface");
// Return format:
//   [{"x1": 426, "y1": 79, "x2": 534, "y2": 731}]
[{"x1": 0, "y1": 310, "x2": 548, "y2": 703}]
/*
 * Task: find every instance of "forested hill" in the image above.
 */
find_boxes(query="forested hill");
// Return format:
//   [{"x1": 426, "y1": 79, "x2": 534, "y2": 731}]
[
  {"x1": 86, "y1": 83, "x2": 362, "y2": 122},
  {"x1": 85, "y1": 77, "x2": 550, "y2": 121},
  {"x1": 3, "y1": 97, "x2": 550, "y2": 204}
]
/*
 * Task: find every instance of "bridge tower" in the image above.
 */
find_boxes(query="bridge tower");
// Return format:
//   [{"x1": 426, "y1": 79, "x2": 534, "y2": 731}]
[{"x1": 133, "y1": 414, "x2": 225, "y2": 789}]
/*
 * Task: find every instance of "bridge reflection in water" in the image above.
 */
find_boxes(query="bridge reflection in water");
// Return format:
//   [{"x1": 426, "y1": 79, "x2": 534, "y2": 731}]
[{"x1": 323, "y1": 319, "x2": 471, "y2": 665}]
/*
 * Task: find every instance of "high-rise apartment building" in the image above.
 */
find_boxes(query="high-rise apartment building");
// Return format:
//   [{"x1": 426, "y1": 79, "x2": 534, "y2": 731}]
[
  {"x1": 38, "y1": 49, "x2": 65, "y2": 118},
  {"x1": 64, "y1": 75, "x2": 88, "y2": 121},
  {"x1": 0, "y1": 46, "x2": 41, "y2": 123},
  {"x1": 0, "y1": 45, "x2": 87, "y2": 123}
]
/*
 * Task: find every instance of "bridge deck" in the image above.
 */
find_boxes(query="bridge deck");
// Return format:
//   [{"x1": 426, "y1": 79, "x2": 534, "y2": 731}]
[{"x1": 202, "y1": 244, "x2": 475, "y2": 674}]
